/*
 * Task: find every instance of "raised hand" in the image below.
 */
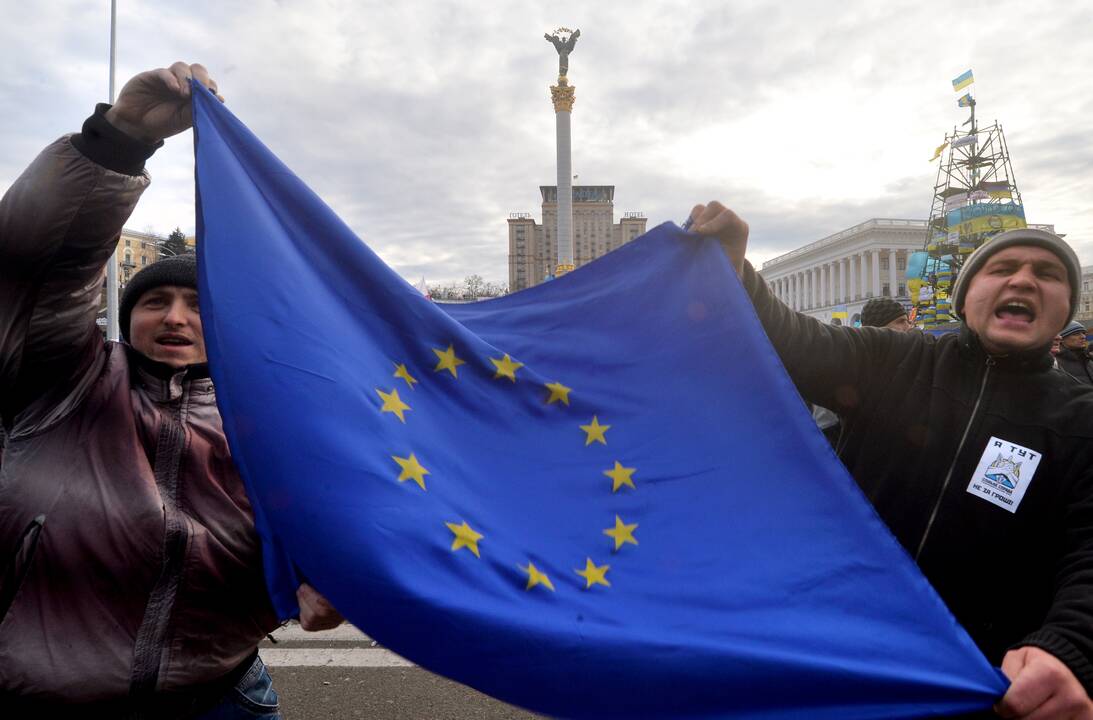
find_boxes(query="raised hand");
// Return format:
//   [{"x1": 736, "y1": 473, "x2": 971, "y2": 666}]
[
  {"x1": 103, "y1": 62, "x2": 221, "y2": 145},
  {"x1": 689, "y1": 201, "x2": 750, "y2": 275}
]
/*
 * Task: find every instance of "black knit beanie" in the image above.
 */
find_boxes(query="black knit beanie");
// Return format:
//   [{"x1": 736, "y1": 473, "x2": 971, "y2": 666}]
[
  {"x1": 860, "y1": 297, "x2": 906, "y2": 328},
  {"x1": 119, "y1": 254, "x2": 198, "y2": 342}
]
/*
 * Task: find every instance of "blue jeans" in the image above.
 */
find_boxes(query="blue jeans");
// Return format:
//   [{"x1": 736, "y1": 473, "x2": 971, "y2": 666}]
[{"x1": 195, "y1": 655, "x2": 281, "y2": 719}]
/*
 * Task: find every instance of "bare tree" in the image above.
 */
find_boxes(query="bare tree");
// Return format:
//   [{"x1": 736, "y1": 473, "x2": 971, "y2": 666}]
[
  {"x1": 427, "y1": 278, "x2": 508, "y2": 301},
  {"x1": 463, "y1": 274, "x2": 486, "y2": 299},
  {"x1": 481, "y1": 281, "x2": 509, "y2": 297},
  {"x1": 428, "y1": 282, "x2": 461, "y2": 301}
]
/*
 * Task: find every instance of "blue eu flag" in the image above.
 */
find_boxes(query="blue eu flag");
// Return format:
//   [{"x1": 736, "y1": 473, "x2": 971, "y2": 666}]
[{"x1": 192, "y1": 83, "x2": 1007, "y2": 718}]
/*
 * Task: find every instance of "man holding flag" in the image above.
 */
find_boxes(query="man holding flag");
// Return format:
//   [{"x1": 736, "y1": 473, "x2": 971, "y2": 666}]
[
  {"x1": 691, "y1": 202, "x2": 1093, "y2": 719},
  {"x1": 0, "y1": 62, "x2": 340, "y2": 716}
]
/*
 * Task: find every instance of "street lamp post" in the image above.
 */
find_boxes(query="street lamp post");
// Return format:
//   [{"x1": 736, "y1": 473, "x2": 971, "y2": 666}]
[{"x1": 104, "y1": 0, "x2": 120, "y2": 340}]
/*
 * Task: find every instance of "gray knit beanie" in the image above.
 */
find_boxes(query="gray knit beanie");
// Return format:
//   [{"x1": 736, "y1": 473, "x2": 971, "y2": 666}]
[
  {"x1": 951, "y1": 228, "x2": 1081, "y2": 324},
  {"x1": 119, "y1": 254, "x2": 198, "y2": 342},
  {"x1": 1060, "y1": 320, "x2": 1086, "y2": 338}
]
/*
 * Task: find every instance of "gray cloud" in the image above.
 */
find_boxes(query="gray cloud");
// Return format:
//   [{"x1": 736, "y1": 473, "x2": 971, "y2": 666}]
[{"x1": 2, "y1": 0, "x2": 1091, "y2": 285}]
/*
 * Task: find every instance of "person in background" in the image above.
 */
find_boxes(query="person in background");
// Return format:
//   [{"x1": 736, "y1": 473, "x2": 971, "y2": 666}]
[
  {"x1": 860, "y1": 296, "x2": 915, "y2": 332},
  {"x1": 812, "y1": 296, "x2": 917, "y2": 445},
  {"x1": 1056, "y1": 320, "x2": 1093, "y2": 385}
]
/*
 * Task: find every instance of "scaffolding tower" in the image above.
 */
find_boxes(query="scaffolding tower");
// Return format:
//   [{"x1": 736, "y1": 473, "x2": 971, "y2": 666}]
[{"x1": 913, "y1": 92, "x2": 1026, "y2": 329}]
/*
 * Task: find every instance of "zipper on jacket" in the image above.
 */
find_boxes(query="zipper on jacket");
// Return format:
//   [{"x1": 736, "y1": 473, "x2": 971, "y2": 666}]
[
  {"x1": 0, "y1": 514, "x2": 46, "y2": 623},
  {"x1": 129, "y1": 389, "x2": 191, "y2": 699},
  {"x1": 914, "y1": 356, "x2": 995, "y2": 562}
]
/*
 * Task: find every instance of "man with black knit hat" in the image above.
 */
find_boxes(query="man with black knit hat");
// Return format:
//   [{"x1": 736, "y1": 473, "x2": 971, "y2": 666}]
[
  {"x1": 0, "y1": 63, "x2": 340, "y2": 717},
  {"x1": 120, "y1": 254, "x2": 205, "y2": 366},
  {"x1": 860, "y1": 296, "x2": 914, "y2": 331},
  {"x1": 688, "y1": 203, "x2": 1093, "y2": 719},
  {"x1": 1057, "y1": 320, "x2": 1093, "y2": 385}
]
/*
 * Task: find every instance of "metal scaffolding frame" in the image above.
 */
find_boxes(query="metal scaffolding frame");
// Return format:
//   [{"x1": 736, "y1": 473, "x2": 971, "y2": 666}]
[{"x1": 914, "y1": 94, "x2": 1026, "y2": 328}]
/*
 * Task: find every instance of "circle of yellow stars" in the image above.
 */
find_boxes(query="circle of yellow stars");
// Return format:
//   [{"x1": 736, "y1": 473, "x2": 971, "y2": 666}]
[{"x1": 373, "y1": 343, "x2": 640, "y2": 594}]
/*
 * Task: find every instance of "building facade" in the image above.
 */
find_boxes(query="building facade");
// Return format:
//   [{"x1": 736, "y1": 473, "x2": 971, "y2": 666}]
[
  {"x1": 508, "y1": 185, "x2": 646, "y2": 292},
  {"x1": 114, "y1": 228, "x2": 164, "y2": 285},
  {"x1": 1080, "y1": 266, "x2": 1093, "y2": 319},
  {"x1": 760, "y1": 218, "x2": 1056, "y2": 326},
  {"x1": 97, "y1": 228, "x2": 166, "y2": 332},
  {"x1": 1075, "y1": 265, "x2": 1093, "y2": 331}
]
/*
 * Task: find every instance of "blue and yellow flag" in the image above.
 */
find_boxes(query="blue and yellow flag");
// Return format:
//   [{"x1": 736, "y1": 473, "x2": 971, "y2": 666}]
[
  {"x1": 952, "y1": 69, "x2": 974, "y2": 92},
  {"x1": 192, "y1": 83, "x2": 1006, "y2": 718},
  {"x1": 958, "y1": 92, "x2": 974, "y2": 107}
]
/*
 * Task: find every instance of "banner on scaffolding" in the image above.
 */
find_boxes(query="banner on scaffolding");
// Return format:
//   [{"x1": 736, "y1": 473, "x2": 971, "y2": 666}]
[
  {"x1": 943, "y1": 192, "x2": 969, "y2": 211},
  {"x1": 945, "y1": 202, "x2": 1026, "y2": 235},
  {"x1": 950, "y1": 134, "x2": 977, "y2": 149},
  {"x1": 978, "y1": 181, "x2": 1013, "y2": 199}
]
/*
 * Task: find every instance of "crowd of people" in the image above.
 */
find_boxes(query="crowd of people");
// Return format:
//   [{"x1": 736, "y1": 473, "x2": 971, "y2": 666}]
[{"x1": 1, "y1": 61, "x2": 1091, "y2": 719}]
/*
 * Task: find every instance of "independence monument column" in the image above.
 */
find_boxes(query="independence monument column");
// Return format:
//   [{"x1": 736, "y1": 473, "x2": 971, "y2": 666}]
[{"x1": 545, "y1": 27, "x2": 580, "y2": 277}]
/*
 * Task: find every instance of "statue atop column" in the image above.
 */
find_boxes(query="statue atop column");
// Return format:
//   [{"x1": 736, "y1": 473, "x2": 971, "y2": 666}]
[{"x1": 544, "y1": 27, "x2": 580, "y2": 78}]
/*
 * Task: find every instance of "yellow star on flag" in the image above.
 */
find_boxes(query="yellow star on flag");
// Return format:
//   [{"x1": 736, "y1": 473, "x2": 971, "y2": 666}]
[
  {"x1": 604, "y1": 461, "x2": 636, "y2": 492},
  {"x1": 521, "y1": 562, "x2": 555, "y2": 592},
  {"x1": 433, "y1": 344, "x2": 466, "y2": 378},
  {"x1": 490, "y1": 353, "x2": 524, "y2": 383},
  {"x1": 446, "y1": 521, "x2": 483, "y2": 558},
  {"x1": 575, "y1": 558, "x2": 611, "y2": 589},
  {"x1": 544, "y1": 381, "x2": 572, "y2": 406},
  {"x1": 376, "y1": 387, "x2": 411, "y2": 423},
  {"x1": 603, "y1": 515, "x2": 638, "y2": 551},
  {"x1": 580, "y1": 415, "x2": 610, "y2": 446},
  {"x1": 393, "y1": 363, "x2": 418, "y2": 389},
  {"x1": 391, "y1": 453, "x2": 429, "y2": 491}
]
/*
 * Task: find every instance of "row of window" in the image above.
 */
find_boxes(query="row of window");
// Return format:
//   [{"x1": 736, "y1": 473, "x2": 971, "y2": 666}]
[
  {"x1": 513, "y1": 243, "x2": 624, "y2": 259},
  {"x1": 122, "y1": 253, "x2": 150, "y2": 267}
]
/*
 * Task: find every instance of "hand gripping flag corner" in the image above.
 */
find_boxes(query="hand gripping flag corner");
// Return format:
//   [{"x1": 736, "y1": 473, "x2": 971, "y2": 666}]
[{"x1": 192, "y1": 82, "x2": 1008, "y2": 719}]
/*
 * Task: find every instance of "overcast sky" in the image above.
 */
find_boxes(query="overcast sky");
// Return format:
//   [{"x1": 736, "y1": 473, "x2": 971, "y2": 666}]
[{"x1": 2, "y1": 1, "x2": 1090, "y2": 284}]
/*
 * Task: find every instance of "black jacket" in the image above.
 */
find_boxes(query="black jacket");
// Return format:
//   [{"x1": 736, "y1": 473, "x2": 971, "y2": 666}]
[
  {"x1": 1057, "y1": 347, "x2": 1093, "y2": 385},
  {"x1": 743, "y1": 262, "x2": 1093, "y2": 694}
]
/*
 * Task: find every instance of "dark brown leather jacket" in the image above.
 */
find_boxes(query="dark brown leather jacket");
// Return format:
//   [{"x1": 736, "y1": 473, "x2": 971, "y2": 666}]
[{"x1": 0, "y1": 135, "x2": 278, "y2": 703}]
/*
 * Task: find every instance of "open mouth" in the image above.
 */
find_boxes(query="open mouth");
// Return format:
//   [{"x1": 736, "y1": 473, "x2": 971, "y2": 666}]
[
  {"x1": 994, "y1": 301, "x2": 1036, "y2": 324},
  {"x1": 156, "y1": 335, "x2": 194, "y2": 347}
]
